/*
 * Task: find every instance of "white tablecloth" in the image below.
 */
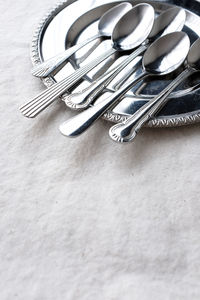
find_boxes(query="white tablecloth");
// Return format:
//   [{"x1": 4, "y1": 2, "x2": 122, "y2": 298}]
[{"x1": 1, "y1": 0, "x2": 200, "y2": 299}]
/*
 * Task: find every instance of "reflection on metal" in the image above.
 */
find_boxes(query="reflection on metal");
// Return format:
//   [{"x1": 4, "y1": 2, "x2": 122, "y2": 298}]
[{"x1": 31, "y1": 0, "x2": 200, "y2": 127}]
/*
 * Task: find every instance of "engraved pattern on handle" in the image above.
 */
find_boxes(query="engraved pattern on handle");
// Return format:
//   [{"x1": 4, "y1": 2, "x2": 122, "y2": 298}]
[
  {"x1": 65, "y1": 67, "x2": 120, "y2": 110},
  {"x1": 109, "y1": 68, "x2": 193, "y2": 143},
  {"x1": 31, "y1": 34, "x2": 101, "y2": 78},
  {"x1": 59, "y1": 72, "x2": 146, "y2": 137},
  {"x1": 65, "y1": 45, "x2": 147, "y2": 109},
  {"x1": 20, "y1": 48, "x2": 116, "y2": 118}
]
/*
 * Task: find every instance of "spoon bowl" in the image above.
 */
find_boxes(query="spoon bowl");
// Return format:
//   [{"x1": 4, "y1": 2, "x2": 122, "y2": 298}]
[
  {"x1": 98, "y1": 2, "x2": 132, "y2": 36},
  {"x1": 187, "y1": 38, "x2": 200, "y2": 69},
  {"x1": 148, "y1": 6, "x2": 186, "y2": 41},
  {"x1": 143, "y1": 31, "x2": 190, "y2": 75},
  {"x1": 112, "y1": 3, "x2": 155, "y2": 51}
]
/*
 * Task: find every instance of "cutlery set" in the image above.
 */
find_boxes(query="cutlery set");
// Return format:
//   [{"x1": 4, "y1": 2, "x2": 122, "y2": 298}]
[{"x1": 20, "y1": 1, "x2": 200, "y2": 144}]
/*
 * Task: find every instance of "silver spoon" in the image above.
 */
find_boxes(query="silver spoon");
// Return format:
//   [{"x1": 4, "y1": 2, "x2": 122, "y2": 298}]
[
  {"x1": 109, "y1": 38, "x2": 200, "y2": 144},
  {"x1": 65, "y1": 7, "x2": 186, "y2": 110},
  {"x1": 31, "y1": 2, "x2": 132, "y2": 78},
  {"x1": 59, "y1": 32, "x2": 190, "y2": 138},
  {"x1": 20, "y1": 3, "x2": 155, "y2": 118},
  {"x1": 113, "y1": 6, "x2": 187, "y2": 90}
]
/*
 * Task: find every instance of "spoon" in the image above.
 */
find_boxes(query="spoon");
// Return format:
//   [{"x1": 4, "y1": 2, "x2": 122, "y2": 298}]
[
  {"x1": 31, "y1": 2, "x2": 132, "y2": 78},
  {"x1": 65, "y1": 7, "x2": 186, "y2": 110},
  {"x1": 20, "y1": 3, "x2": 155, "y2": 118},
  {"x1": 114, "y1": 6, "x2": 187, "y2": 90},
  {"x1": 59, "y1": 32, "x2": 190, "y2": 138},
  {"x1": 109, "y1": 38, "x2": 200, "y2": 144}
]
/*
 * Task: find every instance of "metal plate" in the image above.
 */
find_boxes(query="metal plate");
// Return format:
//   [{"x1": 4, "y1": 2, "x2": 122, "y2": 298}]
[{"x1": 31, "y1": 0, "x2": 200, "y2": 127}]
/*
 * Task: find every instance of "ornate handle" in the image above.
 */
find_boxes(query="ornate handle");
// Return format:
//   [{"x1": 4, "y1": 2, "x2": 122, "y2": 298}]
[
  {"x1": 31, "y1": 34, "x2": 101, "y2": 78},
  {"x1": 65, "y1": 44, "x2": 147, "y2": 110},
  {"x1": 20, "y1": 48, "x2": 116, "y2": 118},
  {"x1": 64, "y1": 67, "x2": 120, "y2": 110},
  {"x1": 109, "y1": 68, "x2": 193, "y2": 143},
  {"x1": 59, "y1": 72, "x2": 146, "y2": 137}
]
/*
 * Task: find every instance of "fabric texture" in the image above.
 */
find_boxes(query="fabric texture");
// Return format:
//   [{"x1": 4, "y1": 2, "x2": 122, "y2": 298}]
[{"x1": 1, "y1": 0, "x2": 200, "y2": 299}]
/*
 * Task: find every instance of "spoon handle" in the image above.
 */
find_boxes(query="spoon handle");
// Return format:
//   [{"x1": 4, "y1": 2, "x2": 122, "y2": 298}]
[
  {"x1": 31, "y1": 34, "x2": 102, "y2": 78},
  {"x1": 20, "y1": 48, "x2": 116, "y2": 118},
  {"x1": 109, "y1": 68, "x2": 193, "y2": 143},
  {"x1": 113, "y1": 66, "x2": 138, "y2": 90},
  {"x1": 65, "y1": 44, "x2": 146, "y2": 109},
  {"x1": 59, "y1": 72, "x2": 146, "y2": 137}
]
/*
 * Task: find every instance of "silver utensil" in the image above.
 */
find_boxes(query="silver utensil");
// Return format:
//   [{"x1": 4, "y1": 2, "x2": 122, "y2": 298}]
[
  {"x1": 31, "y1": 2, "x2": 132, "y2": 78},
  {"x1": 59, "y1": 32, "x2": 190, "y2": 138},
  {"x1": 109, "y1": 38, "x2": 200, "y2": 144},
  {"x1": 31, "y1": 0, "x2": 200, "y2": 128},
  {"x1": 65, "y1": 7, "x2": 186, "y2": 110},
  {"x1": 20, "y1": 3, "x2": 154, "y2": 118},
  {"x1": 113, "y1": 6, "x2": 187, "y2": 90}
]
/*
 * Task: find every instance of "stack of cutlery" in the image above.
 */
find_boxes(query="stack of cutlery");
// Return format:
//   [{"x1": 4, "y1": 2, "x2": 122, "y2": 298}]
[{"x1": 20, "y1": 3, "x2": 200, "y2": 144}]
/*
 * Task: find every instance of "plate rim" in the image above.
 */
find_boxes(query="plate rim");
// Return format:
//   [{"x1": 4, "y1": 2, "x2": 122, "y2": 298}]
[{"x1": 30, "y1": 0, "x2": 200, "y2": 128}]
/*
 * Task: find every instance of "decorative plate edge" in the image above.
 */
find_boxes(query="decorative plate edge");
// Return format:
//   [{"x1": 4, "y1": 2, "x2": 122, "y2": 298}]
[{"x1": 30, "y1": 0, "x2": 200, "y2": 128}]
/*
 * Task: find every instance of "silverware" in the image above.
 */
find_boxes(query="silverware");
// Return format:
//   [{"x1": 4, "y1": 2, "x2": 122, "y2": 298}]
[
  {"x1": 31, "y1": 2, "x2": 132, "y2": 78},
  {"x1": 65, "y1": 7, "x2": 186, "y2": 110},
  {"x1": 59, "y1": 32, "x2": 190, "y2": 138},
  {"x1": 20, "y1": 3, "x2": 154, "y2": 118},
  {"x1": 30, "y1": 0, "x2": 200, "y2": 128},
  {"x1": 109, "y1": 38, "x2": 200, "y2": 144}
]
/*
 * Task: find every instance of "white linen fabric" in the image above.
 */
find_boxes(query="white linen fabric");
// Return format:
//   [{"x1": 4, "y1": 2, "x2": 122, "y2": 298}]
[{"x1": 1, "y1": 0, "x2": 200, "y2": 299}]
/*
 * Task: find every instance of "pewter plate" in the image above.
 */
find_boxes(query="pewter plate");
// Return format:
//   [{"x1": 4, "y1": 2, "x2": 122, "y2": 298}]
[{"x1": 31, "y1": 0, "x2": 200, "y2": 127}]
